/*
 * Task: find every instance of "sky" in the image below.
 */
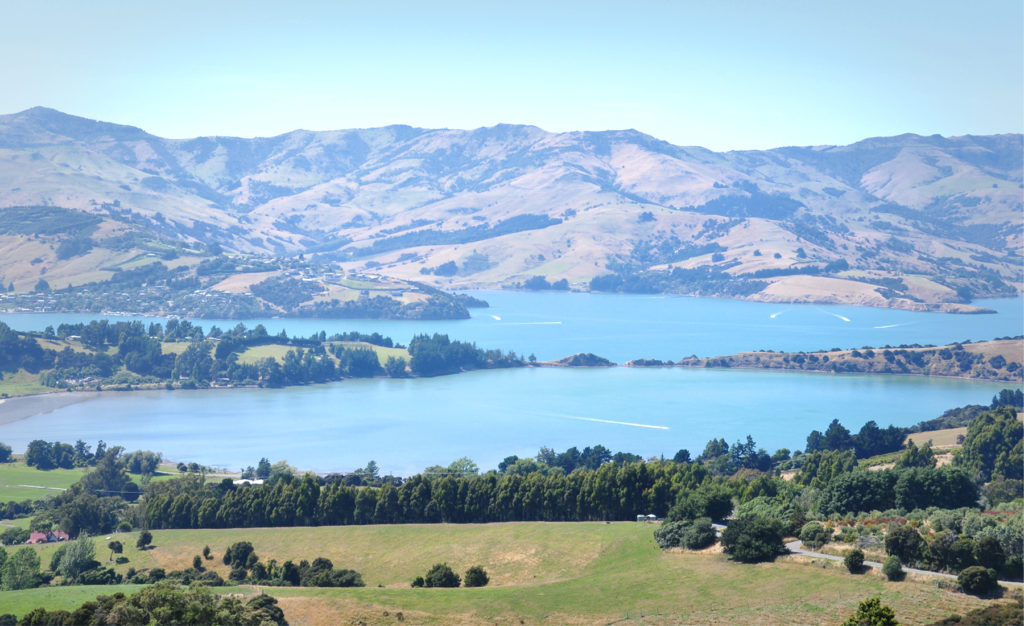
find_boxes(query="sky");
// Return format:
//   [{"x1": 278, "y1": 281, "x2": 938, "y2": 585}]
[{"x1": 1, "y1": 0, "x2": 1021, "y2": 151}]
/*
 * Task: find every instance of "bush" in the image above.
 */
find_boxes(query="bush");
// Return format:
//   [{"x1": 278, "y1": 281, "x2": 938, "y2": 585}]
[
  {"x1": 720, "y1": 517, "x2": 785, "y2": 563},
  {"x1": 841, "y1": 597, "x2": 897, "y2": 626},
  {"x1": 683, "y1": 518, "x2": 717, "y2": 550},
  {"x1": 799, "y1": 521, "x2": 830, "y2": 549},
  {"x1": 223, "y1": 541, "x2": 255, "y2": 567},
  {"x1": 463, "y1": 565, "x2": 489, "y2": 587},
  {"x1": 653, "y1": 517, "x2": 716, "y2": 550},
  {"x1": 423, "y1": 563, "x2": 460, "y2": 588},
  {"x1": 844, "y1": 548, "x2": 865, "y2": 574},
  {"x1": 882, "y1": 555, "x2": 903, "y2": 581},
  {"x1": 958, "y1": 566, "x2": 998, "y2": 596},
  {"x1": 411, "y1": 576, "x2": 424, "y2": 588},
  {"x1": 135, "y1": 531, "x2": 152, "y2": 550}
]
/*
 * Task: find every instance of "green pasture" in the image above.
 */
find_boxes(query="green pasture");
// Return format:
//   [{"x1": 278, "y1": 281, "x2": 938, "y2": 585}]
[{"x1": 21, "y1": 522, "x2": 993, "y2": 625}]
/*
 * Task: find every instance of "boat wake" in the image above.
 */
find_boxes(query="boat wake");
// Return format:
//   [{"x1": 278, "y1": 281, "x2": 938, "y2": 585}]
[{"x1": 543, "y1": 411, "x2": 669, "y2": 430}]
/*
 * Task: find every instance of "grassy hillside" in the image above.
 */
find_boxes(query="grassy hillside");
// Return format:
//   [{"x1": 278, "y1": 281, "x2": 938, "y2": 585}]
[
  {"x1": 1, "y1": 522, "x2": 1002, "y2": 625},
  {"x1": 670, "y1": 338, "x2": 1024, "y2": 383},
  {"x1": 1, "y1": 109, "x2": 1020, "y2": 312}
]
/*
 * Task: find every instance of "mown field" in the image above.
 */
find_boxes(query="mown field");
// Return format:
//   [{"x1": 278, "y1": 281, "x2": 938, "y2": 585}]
[
  {"x1": 0, "y1": 461, "x2": 180, "y2": 503},
  {"x1": 0, "y1": 523, "x2": 1004, "y2": 624},
  {"x1": 238, "y1": 341, "x2": 409, "y2": 367},
  {"x1": 0, "y1": 462, "x2": 87, "y2": 502}
]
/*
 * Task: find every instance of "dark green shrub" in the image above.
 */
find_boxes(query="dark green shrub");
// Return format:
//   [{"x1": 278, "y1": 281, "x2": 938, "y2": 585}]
[
  {"x1": 411, "y1": 576, "x2": 424, "y2": 588},
  {"x1": 463, "y1": 565, "x2": 489, "y2": 587},
  {"x1": 223, "y1": 541, "x2": 254, "y2": 567},
  {"x1": 720, "y1": 517, "x2": 785, "y2": 563},
  {"x1": 684, "y1": 518, "x2": 717, "y2": 550},
  {"x1": 882, "y1": 555, "x2": 903, "y2": 581},
  {"x1": 958, "y1": 566, "x2": 998, "y2": 596},
  {"x1": 423, "y1": 563, "x2": 460, "y2": 588},
  {"x1": 653, "y1": 520, "x2": 689, "y2": 549},
  {"x1": 844, "y1": 548, "x2": 865, "y2": 573},
  {"x1": 841, "y1": 597, "x2": 897, "y2": 626},
  {"x1": 799, "y1": 521, "x2": 830, "y2": 549},
  {"x1": 654, "y1": 517, "x2": 716, "y2": 550}
]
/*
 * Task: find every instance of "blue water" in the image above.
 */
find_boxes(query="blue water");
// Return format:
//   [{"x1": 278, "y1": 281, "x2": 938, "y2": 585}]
[
  {"x1": 0, "y1": 293, "x2": 1020, "y2": 475},
  {"x1": 2, "y1": 292, "x2": 1021, "y2": 362}
]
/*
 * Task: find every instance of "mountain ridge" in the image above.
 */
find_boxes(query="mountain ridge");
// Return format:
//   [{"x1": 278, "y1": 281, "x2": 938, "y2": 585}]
[{"x1": 0, "y1": 107, "x2": 1020, "y2": 313}]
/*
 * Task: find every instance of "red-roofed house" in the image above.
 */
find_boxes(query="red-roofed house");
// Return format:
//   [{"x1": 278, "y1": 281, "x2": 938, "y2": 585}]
[{"x1": 25, "y1": 531, "x2": 69, "y2": 544}]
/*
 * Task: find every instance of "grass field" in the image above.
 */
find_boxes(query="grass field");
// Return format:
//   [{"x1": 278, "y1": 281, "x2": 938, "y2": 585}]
[
  {"x1": 906, "y1": 426, "x2": 967, "y2": 449},
  {"x1": 0, "y1": 370, "x2": 49, "y2": 397},
  {"x1": 0, "y1": 522, "x2": 999, "y2": 625},
  {"x1": 330, "y1": 341, "x2": 410, "y2": 366},
  {"x1": 0, "y1": 462, "x2": 88, "y2": 502},
  {"x1": 0, "y1": 462, "x2": 180, "y2": 503},
  {"x1": 238, "y1": 342, "x2": 409, "y2": 368},
  {"x1": 236, "y1": 344, "x2": 297, "y2": 365}
]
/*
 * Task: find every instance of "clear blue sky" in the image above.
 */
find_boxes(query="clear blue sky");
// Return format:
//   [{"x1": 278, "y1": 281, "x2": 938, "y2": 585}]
[{"x1": 1, "y1": 0, "x2": 1020, "y2": 150}]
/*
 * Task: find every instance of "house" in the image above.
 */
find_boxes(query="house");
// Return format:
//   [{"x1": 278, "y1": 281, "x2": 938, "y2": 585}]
[
  {"x1": 26, "y1": 530, "x2": 69, "y2": 544},
  {"x1": 233, "y1": 479, "x2": 264, "y2": 486}
]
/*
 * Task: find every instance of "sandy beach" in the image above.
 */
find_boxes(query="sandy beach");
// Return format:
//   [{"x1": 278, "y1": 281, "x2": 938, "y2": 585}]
[{"x1": 0, "y1": 392, "x2": 100, "y2": 426}]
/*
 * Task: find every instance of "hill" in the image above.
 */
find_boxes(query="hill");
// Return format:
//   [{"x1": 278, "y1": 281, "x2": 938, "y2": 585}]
[
  {"x1": 0, "y1": 107, "x2": 1020, "y2": 313},
  {"x1": 0, "y1": 523, "x2": 1005, "y2": 624},
  {"x1": 664, "y1": 338, "x2": 1024, "y2": 382}
]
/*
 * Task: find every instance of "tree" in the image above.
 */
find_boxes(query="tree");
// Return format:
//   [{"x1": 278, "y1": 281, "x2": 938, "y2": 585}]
[
  {"x1": 223, "y1": 541, "x2": 255, "y2": 567},
  {"x1": 136, "y1": 530, "x2": 152, "y2": 550},
  {"x1": 384, "y1": 356, "x2": 408, "y2": 378},
  {"x1": 423, "y1": 562, "x2": 460, "y2": 588},
  {"x1": 447, "y1": 457, "x2": 479, "y2": 476},
  {"x1": 882, "y1": 555, "x2": 903, "y2": 581},
  {"x1": 973, "y1": 535, "x2": 1006, "y2": 572},
  {"x1": 107, "y1": 540, "x2": 122, "y2": 562},
  {"x1": 884, "y1": 525, "x2": 923, "y2": 565},
  {"x1": 25, "y1": 440, "x2": 55, "y2": 470},
  {"x1": 720, "y1": 517, "x2": 786, "y2": 563},
  {"x1": 667, "y1": 484, "x2": 733, "y2": 522},
  {"x1": 0, "y1": 442, "x2": 11, "y2": 463},
  {"x1": 2, "y1": 547, "x2": 40, "y2": 590},
  {"x1": 844, "y1": 548, "x2": 865, "y2": 574},
  {"x1": 893, "y1": 441, "x2": 936, "y2": 469},
  {"x1": 841, "y1": 597, "x2": 897, "y2": 626},
  {"x1": 256, "y1": 458, "x2": 272, "y2": 480},
  {"x1": 954, "y1": 407, "x2": 1023, "y2": 481},
  {"x1": 958, "y1": 566, "x2": 998, "y2": 596},
  {"x1": 52, "y1": 533, "x2": 97, "y2": 581},
  {"x1": 463, "y1": 565, "x2": 489, "y2": 587}
]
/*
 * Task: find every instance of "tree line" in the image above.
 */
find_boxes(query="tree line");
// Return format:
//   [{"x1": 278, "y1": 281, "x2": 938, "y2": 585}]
[{"x1": 1, "y1": 319, "x2": 524, "y2": 391}]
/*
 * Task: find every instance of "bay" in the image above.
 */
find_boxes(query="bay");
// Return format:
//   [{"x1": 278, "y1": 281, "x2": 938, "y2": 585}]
[
  {"x1": 2, "y1": 292, "x2": 1022, "y2": 362},
  {"x1": 0, "y1": 367, "x2": 1011, "y2": 477},
  {"x1": 0, "y1": 292, "x2": 1020, "y2": 475}
]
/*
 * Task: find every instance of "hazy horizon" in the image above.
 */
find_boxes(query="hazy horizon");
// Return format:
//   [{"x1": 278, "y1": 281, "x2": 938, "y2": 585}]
[{"x1": 1, "y1": 1, "x2": 1020, "y2": 151}]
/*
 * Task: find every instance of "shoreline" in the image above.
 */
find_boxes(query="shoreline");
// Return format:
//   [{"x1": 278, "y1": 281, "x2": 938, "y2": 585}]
[{"x1": 0, "y1": 391, "x2": 100, "y2": 426}]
